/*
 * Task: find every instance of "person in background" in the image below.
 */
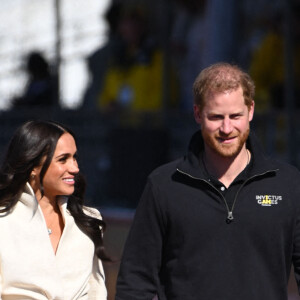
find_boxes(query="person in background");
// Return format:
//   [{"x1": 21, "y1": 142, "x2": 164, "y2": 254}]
[
  {"x1": 249, "y1": 1, "x2": 300, "y2": 111},
  {"x1": 82, "y1": 2, "x2": 123, "y2": 111},
  {"x1": 97, "y1": 6, "x2": 178, "y2": 113},
  {"x1": 115, "y1": 62, "x2": 300, "y2": 300},
  {"x1": 170, "y1": 0, "x2": 208, "y2": 111},
  {"x1": 12, "y1": 52, "x2": 56, "y2": 108},
  {"x1": 0, "y1": 120, "x2": 107, "y2": 299}
]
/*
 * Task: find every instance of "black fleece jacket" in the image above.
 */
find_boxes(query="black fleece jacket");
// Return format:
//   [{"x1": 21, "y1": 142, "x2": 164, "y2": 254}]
[{"x1": 116, "y1": 130, "x2": 300, "y2": 300}]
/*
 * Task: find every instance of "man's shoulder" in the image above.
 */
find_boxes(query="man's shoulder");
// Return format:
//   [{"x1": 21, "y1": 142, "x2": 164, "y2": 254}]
[
  {"x1": 268, "y1": 157, "x2": 300, "y2": 183},
  {"x1": 270, "y1": 157, "x2": 300, "y2": 174},
  {"x1": 148, "y1": 157, "x2": 182, "y2": 181}
]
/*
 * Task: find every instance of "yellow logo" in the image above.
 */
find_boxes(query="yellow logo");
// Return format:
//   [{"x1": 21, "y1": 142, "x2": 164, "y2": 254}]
[{"x1": 256, "y1": 195, "x2": 282, "y2": 206}]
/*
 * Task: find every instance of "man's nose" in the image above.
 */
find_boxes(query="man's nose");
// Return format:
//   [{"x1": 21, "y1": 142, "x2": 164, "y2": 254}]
[{"x1": 220, "y1": 118, "x2": 233, "y2": 134}]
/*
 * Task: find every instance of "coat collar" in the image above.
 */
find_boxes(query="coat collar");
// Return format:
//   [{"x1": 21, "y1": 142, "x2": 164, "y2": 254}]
[{"x1": 19, "y1": 182, "x2": 68, "y2": 216}]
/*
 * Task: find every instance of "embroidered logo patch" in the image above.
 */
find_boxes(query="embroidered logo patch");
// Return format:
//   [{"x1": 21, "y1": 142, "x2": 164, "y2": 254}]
[{"x1": 256, "y1": 195, "x2": 282, "y2": 206}]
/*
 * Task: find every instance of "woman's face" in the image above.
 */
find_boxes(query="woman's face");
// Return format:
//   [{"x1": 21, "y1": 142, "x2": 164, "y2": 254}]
[{"x1": 33, "y1": 133, "x2": 79, "y2": 200}]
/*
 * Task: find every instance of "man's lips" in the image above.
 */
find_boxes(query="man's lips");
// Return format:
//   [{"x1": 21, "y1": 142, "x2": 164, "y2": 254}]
[{"x1": 217, "y1": 136, "x2": 237, "y2": 143}]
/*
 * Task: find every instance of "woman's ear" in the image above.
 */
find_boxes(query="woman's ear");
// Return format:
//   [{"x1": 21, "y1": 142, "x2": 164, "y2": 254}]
[
  {"x1": 30, "y1": 166, "x2": 41, "y2": 181},
  {"x1": 30, "y1": 170, "x2": 36, "y2": 179}
]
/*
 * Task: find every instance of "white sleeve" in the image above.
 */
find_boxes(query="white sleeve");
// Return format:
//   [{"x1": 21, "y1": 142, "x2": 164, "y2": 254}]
[
  {"x1": 0, "y1": 262, "x2": 2, "y2": 299},
  {"x1": 82, "y1": 206, "x2": 107, "y2": 299},
  {"x1": 88, "y1": 255, "x2": 107, "y2": 299}
]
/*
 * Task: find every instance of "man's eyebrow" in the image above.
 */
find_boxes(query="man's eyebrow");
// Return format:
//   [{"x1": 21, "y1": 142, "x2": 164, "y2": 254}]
[
  {"x1": 230, "y1": 112, "x2": 244, "y2": 115},
  {"x1": 207, "y1": 112, "x2": 224, "y2": 116}
]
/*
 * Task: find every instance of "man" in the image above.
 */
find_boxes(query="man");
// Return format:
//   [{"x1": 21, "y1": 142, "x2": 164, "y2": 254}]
[{"x1": 115, "y1": 62, "x2": 300, "y2": 300}]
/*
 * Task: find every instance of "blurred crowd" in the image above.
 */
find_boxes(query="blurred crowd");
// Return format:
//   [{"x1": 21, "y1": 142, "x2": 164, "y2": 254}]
[{"x1": 8, "y1": 0, "x2": 300, "y2": 115}]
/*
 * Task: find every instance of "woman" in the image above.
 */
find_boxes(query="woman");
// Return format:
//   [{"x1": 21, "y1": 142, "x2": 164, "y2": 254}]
[{"x1": 0, "y1": 120, "x2": 107, "y2": 299}]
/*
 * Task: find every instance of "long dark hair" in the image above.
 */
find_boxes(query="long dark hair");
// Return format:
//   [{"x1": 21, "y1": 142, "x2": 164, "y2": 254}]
[{"x1": 0, "y1": 120, "x2": 108, "y2": 260}]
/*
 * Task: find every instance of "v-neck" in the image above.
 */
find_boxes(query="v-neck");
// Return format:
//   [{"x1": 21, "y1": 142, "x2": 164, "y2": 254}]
[{"x1": 35, "y1": 194, "x2": 68, "y2": 256}]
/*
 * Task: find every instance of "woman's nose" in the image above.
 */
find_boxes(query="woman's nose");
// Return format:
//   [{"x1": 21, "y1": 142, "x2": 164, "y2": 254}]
[{"x1": 70, "y1": 159, "x2": 79, "y2": 173}]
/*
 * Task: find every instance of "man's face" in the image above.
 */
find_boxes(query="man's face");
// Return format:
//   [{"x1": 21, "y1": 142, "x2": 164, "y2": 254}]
[{"x1": 194, "y1": 87, "x2": 254, "y2": 158}]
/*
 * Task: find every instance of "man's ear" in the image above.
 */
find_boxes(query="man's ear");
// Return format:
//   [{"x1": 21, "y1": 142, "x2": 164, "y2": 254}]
[
  {"x1": 248, "y1": 100, "x2": 255, "y2": 122},
  {"x1": 194, "y1": 104, "x2": 202, "y2": 125}
]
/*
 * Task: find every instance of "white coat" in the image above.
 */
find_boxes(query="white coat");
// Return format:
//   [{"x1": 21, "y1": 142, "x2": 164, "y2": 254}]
[{"x1": 0, "y1": 183, "x2": 107, "y2": 299}]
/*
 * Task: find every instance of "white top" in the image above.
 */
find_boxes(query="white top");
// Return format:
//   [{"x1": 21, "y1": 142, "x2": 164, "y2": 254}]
[{"x1": 0, "y1": 183, "x2": 107, "y2": 299}]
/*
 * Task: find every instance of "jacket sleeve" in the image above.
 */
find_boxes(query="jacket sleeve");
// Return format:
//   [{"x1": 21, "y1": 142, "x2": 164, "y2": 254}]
[
  {"x1": 291, "y1": 169, "x2": 300, "y2": 294},
  {"x1": 115, "y1": 179, "x2": 166, "y2": 300},
  {"x1": 0, "y1": 257, "x2": 2, "y2": 299},
  {"x1": 292, "y1": 205, "x2": 300, "y2": 293},
  {"x1": 83, "y1": 206, "x2": 107, "y2": 299},
  {"x1": 88, "y1": 254, "x2": 107, "y2": 299}
]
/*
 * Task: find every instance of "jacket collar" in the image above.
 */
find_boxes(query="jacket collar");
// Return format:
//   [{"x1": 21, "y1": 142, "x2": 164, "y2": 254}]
[
  {"x1": 19, "y1": 182, "x2": 39, "y2": 212},
  {"x1": 177, "y1": 130, "x2": 277, "y2": 179},
  {"x1": 19, "y1": 182, "x2": 68, "y2": 216}
]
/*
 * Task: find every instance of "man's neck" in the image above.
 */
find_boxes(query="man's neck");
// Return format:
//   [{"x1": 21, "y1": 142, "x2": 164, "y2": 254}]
[{"x1": 202, "y1": 147, "x2": 251, "y2": 188}]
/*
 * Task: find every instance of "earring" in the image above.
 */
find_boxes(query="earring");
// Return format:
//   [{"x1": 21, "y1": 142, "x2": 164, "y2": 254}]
[{"x1": 31, "y1": 174, "x2": 35, "y2": 179}]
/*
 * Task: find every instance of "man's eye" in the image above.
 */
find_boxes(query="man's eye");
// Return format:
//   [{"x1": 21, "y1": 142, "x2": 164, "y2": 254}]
[{"x1": 209, "y1": 115, "x2": 222, "y2": 120}]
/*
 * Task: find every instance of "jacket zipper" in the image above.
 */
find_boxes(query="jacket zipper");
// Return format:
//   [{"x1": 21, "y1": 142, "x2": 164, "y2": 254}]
[{"x1": 176, "y1": 168, "x2": 278, "y2": 224}]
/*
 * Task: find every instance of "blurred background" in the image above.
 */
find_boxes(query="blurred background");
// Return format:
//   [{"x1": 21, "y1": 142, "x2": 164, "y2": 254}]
[{"x1": 0, "y1": 0, "x2": 300, "y2": 298}]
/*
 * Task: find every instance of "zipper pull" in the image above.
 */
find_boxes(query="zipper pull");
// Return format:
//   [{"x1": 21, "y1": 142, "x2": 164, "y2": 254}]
[{"x1": 226, "y1": 211, "x2": 234, "y2": 224}]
